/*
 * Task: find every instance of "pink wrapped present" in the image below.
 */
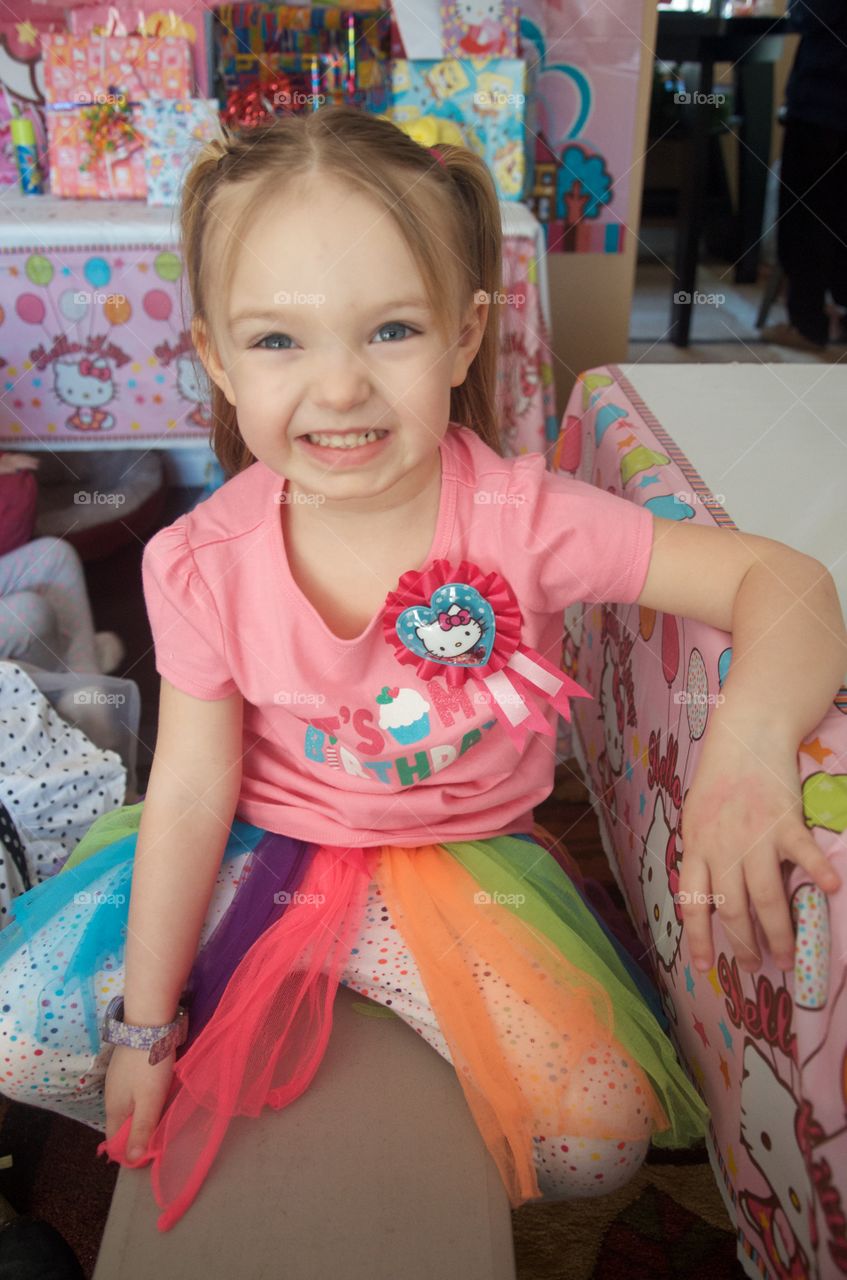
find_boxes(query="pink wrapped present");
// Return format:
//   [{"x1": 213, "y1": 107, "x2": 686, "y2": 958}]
[
  {"x1": 68, "y1": 2, "x2": 211, "y2": 95},
  {"x1": 41, "y1": 32, "x2": 192, "y2": 104}
]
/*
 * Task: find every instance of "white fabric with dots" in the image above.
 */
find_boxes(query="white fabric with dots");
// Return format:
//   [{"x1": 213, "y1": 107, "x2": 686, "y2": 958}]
[
  {"x1": 0, "y1": 662, "x2": 125, "y2": 916},
  {"x1": 0, "y1": 843, "x2": 650, "y2": 1201}
]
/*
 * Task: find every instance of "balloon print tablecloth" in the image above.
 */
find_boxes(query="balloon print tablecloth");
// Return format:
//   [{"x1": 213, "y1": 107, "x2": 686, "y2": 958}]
[
  {"x1": 557, "y1": 364, "x2": 847, "y2": 1280},
  {"x1": 0, "y1": 194, "x2": 555, "y2": 455}
]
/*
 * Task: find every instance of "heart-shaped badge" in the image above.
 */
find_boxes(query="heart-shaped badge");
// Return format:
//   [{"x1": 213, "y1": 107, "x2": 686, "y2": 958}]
[{"x1": 395, "y1": 582, "x2": 495, "y2": 667}]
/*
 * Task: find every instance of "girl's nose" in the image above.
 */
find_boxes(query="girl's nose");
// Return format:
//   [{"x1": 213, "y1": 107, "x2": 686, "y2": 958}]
[{"x1": 310, "y1": 352, "x2": 371, "y2": 413}]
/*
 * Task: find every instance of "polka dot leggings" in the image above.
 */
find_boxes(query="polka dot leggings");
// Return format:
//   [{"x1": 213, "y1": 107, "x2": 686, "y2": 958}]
[{"x1": 0, "y1": 847, "x2": 651, "y2": 1202}]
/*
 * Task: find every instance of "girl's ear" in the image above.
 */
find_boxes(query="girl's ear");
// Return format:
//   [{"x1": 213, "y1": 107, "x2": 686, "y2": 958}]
[
  {"x1": 191, "y1": 317, "x2": 237, "y2": 407},
  {"x1": 450, "y1": 290, "x2": 489, "y2": 387}
]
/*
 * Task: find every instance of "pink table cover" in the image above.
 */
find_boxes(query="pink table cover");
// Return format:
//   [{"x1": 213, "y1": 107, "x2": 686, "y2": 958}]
[
  {"x1": 0, "y1": 229, "x2": 556, "y2": 454},
  {"x1": 558, "y1": 364, "x2": 847, "y2": 1280}
]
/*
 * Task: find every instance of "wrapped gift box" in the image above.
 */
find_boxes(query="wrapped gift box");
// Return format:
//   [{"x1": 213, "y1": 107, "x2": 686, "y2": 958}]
[
  {"x1": 41, "y1": 33, "x2": 194, "y2": 199},
  {"x1": 41, "y1": 33, "x2": 193, "y2": 104},
  {"x1": 46, "y1": 106, "x2": 148, "y2": 199},
  {"x1": 137, "y1": 98, "x2": 221, "y2": 205},
  {"x1": 388, "y1": 58, "x2": 527, "y2": 201}
]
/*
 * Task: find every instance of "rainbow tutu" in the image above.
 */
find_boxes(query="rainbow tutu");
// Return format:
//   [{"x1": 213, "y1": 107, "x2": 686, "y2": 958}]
[{"x1": 0, "y1": 803, "x2": 708, "y2": 1231}]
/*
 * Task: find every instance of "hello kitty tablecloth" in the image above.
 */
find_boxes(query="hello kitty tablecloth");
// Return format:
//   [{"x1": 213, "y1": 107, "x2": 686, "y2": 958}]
[
  {"x1": 557, "y1": 364, "x2": 847, "y2": 1280},
  {"x1": 0, "y1": 192, "x2": 556, "y2": 454}
]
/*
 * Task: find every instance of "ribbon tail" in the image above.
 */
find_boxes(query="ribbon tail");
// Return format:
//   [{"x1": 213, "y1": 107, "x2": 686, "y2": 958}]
[
  {"x1": 506, "y1": 646, "x2": 593, "y2": 723},
  {"x1": 473, "y1": 671, "x2": 555, "y2": 752}
]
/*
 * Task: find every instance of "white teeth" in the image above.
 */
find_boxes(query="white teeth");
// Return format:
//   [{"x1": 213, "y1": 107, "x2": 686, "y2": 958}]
[{"x1": 304, "y1": 429, "x2": 387, "y2": 449}]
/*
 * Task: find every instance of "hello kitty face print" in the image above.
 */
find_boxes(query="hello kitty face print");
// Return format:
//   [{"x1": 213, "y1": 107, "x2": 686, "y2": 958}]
[
  {"x1": 415, "y1": 602, "x2": 486, "y2": 665},
  {"x1": 441, "y1": 0, "x2": 519, "y2": 58},
  {"x1": 54, "y1": 356, "x2": 116, "y2": 433}
]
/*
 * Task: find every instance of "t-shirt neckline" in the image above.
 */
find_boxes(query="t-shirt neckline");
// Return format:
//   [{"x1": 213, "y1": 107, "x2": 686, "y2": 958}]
[{"x1": 270, "y1": 427, "x2": 458, "y2": 648}]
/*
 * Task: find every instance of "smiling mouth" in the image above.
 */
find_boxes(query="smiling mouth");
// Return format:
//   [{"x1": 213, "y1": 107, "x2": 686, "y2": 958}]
[{"x1": 299, "y1": 429, "x2": 390, "y2": 448}]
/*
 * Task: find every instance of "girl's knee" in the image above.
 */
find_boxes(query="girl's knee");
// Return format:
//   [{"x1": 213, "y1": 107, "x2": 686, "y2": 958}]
[{"x1": 532, "y1": 1131, "x2": 650, "y2": 1201}]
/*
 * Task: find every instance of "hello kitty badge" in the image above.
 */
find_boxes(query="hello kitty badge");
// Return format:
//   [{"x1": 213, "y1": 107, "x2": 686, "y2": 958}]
[{"x1": 382, "y1": 557, "x2": 592, "y2": 751}]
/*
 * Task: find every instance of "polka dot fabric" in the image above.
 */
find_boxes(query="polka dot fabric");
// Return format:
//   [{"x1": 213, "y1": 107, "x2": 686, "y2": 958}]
[
  {"x1": 0, "y1": 846, "x2": 649, "y2": 1202},
  {"x1": 0, "y1": 662, "x2": 125, "y2": 921}
]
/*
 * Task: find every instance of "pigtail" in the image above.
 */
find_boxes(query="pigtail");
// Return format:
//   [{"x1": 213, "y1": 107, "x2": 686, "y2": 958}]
[
  {"x1": 179, "y1": 128, "x2": 257, "y2": 477},
  {"x1": 434, "y1": 145, "x2": 503, "y2": 455}
]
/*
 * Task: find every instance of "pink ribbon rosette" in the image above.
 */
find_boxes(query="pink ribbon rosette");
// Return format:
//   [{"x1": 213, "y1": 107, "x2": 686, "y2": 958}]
[{"x1": 382, "y1": 557, "x2": 593, "y2": 751}]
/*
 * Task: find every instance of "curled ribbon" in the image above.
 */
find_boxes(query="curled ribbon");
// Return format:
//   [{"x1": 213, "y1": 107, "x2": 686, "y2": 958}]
[{"x1": 382, "y1": 558, "x2": 593, "y2": 751}]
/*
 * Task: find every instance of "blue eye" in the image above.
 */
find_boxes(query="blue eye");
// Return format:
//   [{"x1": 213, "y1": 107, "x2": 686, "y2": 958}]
[
  {"x1": 254, "y1": 333, "x2": 296, "y2": 350},
  {"x1": 373, "y1": 322, "x2": 416, "y2": 343}
]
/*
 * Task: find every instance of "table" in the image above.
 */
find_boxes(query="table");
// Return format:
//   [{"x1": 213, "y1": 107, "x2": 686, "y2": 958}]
[
  {"x1": 655, "y1": 14, "x2": 789, "y2": 346},
  {"x1": 0, "y1": 192, "x2": 556, "y2": 456},
  {"x1": 558, "y1": 362, "x2": 847, "y2": 1280}
]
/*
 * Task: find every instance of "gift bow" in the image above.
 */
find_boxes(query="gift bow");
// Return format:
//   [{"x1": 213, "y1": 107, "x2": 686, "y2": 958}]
[{"x1": 383, "y1": 558, "x2": 593, "y2": 752}]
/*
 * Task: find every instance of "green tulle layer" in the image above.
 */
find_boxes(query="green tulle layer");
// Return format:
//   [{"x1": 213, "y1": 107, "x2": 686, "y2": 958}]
[{"x1": 449, "y1": 834, "x2": 708, "y2": 1149}]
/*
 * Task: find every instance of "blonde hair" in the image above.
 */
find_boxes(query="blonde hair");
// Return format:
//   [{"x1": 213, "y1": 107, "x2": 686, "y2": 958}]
[{"x1": 179, "y1": 105, "x2": 504, "y2": 477}]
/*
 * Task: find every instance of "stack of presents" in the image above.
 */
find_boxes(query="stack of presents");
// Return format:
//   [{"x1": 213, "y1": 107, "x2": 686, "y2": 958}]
[{"x1": 0, "y1": 0, "x2": 601, "y2": 240}]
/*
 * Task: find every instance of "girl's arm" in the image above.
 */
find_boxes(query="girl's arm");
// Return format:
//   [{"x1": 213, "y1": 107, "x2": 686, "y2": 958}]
[
  {"x1": 634, "y1": 515, "x2": 847, "y2": 973},
  {"x1": 122, "y1": 677, "x2": 245, "y2": 1026}
]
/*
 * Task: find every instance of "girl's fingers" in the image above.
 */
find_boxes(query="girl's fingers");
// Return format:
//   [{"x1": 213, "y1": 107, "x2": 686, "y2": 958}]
[
  {"x1": 743, "y1": 853, "x2": 795, "y2": 969},
  {"x1": 677, "y1": 856, "x2": 715, "y2": 972},
  {"x1": 781, "y1": 825, "x2": 841, "y2": 894},
  {"x1": 712, "y1": 865, "x2": 760, "y2": 972}
]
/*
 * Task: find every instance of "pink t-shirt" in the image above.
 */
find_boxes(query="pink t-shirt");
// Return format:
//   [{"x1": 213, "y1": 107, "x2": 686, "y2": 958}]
[{"x1": 141, "y1": 424, "x2": 654, "y2": 847}]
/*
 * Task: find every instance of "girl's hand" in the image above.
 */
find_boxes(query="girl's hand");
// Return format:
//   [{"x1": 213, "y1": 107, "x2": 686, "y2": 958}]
[
  {"x1": 104, "y1": 1042, "x2": 176, "y2": 1160},
  {"x1": 677, "y1": 727, "x2": 840, "y2": 974},
  {"x1": 0, "y1": 452, "x2": 39, "y2": 475}
]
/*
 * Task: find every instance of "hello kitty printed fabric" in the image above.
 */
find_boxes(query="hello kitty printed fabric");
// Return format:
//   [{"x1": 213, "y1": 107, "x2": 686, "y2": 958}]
[{"x1": 141, "y1": 424, "x2": 654, "y2": 846}]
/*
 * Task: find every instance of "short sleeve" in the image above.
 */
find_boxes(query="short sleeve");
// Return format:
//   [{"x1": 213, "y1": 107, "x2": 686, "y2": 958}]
[
  {"x1": 504, "y1": 455, "x2": 655, "y2": 611},
  {"x1": 141, "y1": 520, "x2": 239, "y2": 700}
]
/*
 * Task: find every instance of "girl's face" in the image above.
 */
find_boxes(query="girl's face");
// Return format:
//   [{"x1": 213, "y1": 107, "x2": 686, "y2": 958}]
[{"x1": 196, "y1": 173, "x2": 487, "y2": 513}]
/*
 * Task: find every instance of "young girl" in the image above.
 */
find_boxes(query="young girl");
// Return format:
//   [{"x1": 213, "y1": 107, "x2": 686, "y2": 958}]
[{"x1": 0, "y1": 106, "x2": 843, "y2": 1237}]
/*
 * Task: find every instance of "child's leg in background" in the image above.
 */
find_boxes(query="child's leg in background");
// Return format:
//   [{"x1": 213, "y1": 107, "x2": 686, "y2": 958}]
[
  {"x1": 0, "y1": 538, "x2": 99, "y2": 673},
  {"x1": 0, "y1": 587, "x2": 62, "y2": 669},
  {"x1": 338, "y1": 882, "x2": 651, "y2": 1202}
]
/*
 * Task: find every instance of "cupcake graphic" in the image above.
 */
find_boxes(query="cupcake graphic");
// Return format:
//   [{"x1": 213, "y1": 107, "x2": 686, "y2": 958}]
[{"x1": 377, "y1": 685, "x2": 431, "y2": 745}]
